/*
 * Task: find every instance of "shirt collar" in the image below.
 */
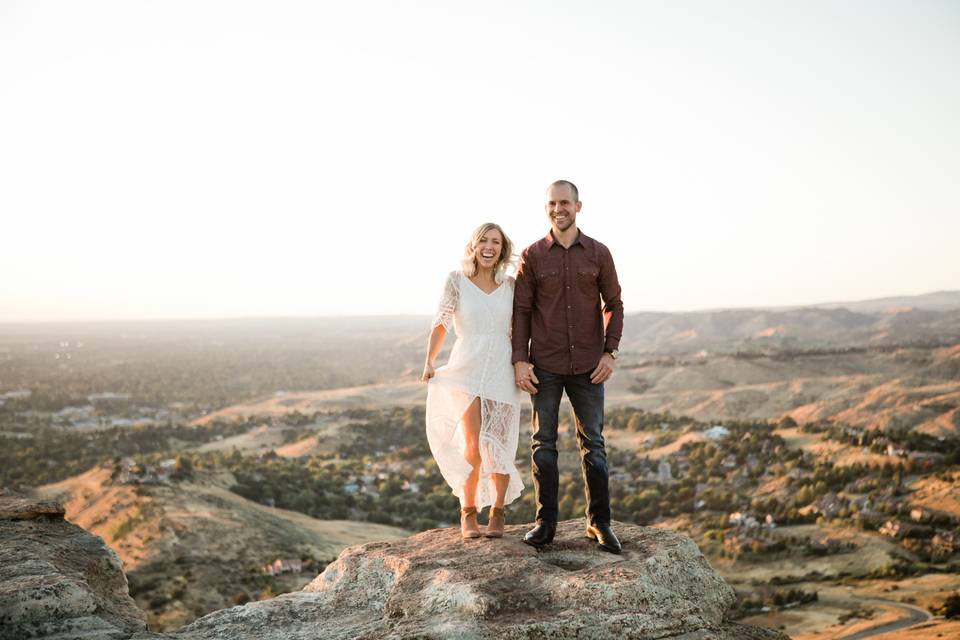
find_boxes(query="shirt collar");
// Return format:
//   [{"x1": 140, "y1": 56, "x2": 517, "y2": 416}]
[{"x1": 546, "y1": 228, "x2": 585, "y2": 248}]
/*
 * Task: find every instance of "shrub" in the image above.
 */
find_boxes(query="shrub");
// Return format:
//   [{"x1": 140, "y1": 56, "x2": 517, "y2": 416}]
[{"x1": 929, "y1": 592, "x2": 960, "y2": 619}]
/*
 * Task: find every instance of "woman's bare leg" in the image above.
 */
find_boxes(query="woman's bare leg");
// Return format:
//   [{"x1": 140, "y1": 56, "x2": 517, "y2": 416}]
[
  {"x1": 492, "y1": 473, "x2": 509, "y2": 509},
  {"x1": 461, "y1": 397, "x2": 482, "y2": 508}
]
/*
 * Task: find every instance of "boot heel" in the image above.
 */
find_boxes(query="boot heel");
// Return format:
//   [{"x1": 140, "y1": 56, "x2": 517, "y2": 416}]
[{"x1": 585, "y1": 526, "x2": 597, "y2": 540}]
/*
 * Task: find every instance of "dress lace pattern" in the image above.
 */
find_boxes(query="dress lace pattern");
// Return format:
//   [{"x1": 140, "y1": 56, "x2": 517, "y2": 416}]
[{"x1": 426, "y1": 271, "x2": 524, "y2": 509}]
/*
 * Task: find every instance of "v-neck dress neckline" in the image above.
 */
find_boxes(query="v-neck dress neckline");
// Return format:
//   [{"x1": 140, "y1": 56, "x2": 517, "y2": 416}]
[{"x1": 462, "y1": 273, "x2": 503, "y2": 297}]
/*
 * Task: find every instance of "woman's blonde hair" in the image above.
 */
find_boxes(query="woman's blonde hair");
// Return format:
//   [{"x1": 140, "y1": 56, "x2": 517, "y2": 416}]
[{"x1": 461, "y1": 222, "x2": 514, "y2": 283}]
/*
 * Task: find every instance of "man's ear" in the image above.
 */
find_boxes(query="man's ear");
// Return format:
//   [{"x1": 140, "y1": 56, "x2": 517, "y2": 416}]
[{"x1": 576, "y1": 201, "x2": 583, "y2": 212}]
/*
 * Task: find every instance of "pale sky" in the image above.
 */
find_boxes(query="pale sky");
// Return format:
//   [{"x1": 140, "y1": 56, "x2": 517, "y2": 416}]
[{"x1": 2, "y1": 1, "x2": 958, "y2": 322}]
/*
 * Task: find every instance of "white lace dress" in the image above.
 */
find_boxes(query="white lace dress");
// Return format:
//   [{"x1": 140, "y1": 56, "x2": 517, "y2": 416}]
[{"x1": 426, "y1": 270, "x2": 524, "y2": 509}]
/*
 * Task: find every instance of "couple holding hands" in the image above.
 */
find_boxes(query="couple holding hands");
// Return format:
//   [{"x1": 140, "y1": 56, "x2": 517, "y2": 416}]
[{"x1": 421, "y1": 180, "x2": 624, "y2": 554}]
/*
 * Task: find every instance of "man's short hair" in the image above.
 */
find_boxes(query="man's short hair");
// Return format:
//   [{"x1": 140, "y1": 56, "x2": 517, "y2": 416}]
[{"x1": 549, "y1": 180, "x2": 579, "y2": 202}]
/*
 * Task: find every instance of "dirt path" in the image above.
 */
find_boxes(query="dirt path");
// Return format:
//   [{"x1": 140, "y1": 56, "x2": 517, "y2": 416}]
[{"x1": 838, "y1": 599, "x2": 931, "y2": 640}]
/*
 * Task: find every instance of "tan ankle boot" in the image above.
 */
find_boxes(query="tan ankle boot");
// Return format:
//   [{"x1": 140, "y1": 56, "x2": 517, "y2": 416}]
[
  {"x1": 460, "y1": 506, "x2": 481, "y2": 539},
  {"x1": 485, "y1": 506, "x2": 505, "y2": 538}
]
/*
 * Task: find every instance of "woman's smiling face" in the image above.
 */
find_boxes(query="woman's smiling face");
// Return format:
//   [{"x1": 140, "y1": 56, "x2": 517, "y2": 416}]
[{"x1": 474, "y1": 228, "x2": 503, "y2": 270}]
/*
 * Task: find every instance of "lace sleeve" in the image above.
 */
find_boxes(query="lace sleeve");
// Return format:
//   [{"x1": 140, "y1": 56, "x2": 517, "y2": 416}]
[{"x1": 432, "y1": 271, "x2": 460, "y2": 331}]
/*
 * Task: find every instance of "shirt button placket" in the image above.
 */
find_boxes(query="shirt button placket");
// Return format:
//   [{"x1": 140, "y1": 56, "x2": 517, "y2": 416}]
[{"x1": 564, "y1": 250, "x2": 575, "y2": 373}]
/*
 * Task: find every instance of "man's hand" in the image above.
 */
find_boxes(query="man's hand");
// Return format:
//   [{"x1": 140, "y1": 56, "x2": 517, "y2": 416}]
[
  {"x1": 514, "y1": 361, "x2": 539, "y2": 395},
  {"x1": 420, "y1": 362, "x2": 436, "y2": 383},
  {"x1": 590, "y1": 353, "x2": 615, "y2": 384}
]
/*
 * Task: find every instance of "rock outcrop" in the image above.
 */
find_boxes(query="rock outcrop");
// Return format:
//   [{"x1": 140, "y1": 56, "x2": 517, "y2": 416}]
[
  {"x1": 0, "y1": 496, "x2": 146, "y2": 640},
  {"x1": 175, "y1": 520, "x2": 786, "y2": 640},
  {"x1": 0, "y1": 496, "x2": 787, "y2": 640}
]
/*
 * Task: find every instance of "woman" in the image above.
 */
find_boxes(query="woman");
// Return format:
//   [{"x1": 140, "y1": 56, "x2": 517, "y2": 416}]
[{"x1": 421, "y1": 223, "x2": 524, "y2": 539}]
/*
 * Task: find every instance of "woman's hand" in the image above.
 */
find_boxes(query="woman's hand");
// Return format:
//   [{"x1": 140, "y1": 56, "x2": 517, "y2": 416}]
[
  {"x1": 514, "y1": 361, "x2": 539, "y2": 394},
  {"x1": 421, "y1": 362, "x2": 436, "y2": 383},
  {"x1": 422, "y1": 325, "x2": 446, "y2": 383}
]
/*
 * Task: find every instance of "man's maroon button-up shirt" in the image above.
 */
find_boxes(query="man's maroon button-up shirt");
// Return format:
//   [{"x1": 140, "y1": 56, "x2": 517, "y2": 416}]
[{"x1": 511, "y1": 230, "x2": 624, "y2": 375}]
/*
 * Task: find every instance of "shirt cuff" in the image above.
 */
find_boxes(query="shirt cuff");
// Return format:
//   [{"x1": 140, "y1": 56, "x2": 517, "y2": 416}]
[
  {"x1": 603, "y1": 339, "x2": 621, "y2": 353},
  {"x1": 511, "y1": 349, "x2": 531, "y2": 364}
]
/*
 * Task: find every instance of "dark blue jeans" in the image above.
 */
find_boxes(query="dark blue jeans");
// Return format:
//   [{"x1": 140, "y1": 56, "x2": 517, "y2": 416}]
[{"x1": 530, "y1": 366, "x2": 610, "y2": 526}]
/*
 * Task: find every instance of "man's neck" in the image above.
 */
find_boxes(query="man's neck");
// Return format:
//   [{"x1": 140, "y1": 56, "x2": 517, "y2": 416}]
[{"x1": 552, "y1": 225, "x2": 579, "y2": 249}]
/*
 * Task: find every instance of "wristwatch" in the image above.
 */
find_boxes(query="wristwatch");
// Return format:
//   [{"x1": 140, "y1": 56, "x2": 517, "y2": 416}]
[{"x1": 605, "y1": 349, "x2": 619, "y2": 359}]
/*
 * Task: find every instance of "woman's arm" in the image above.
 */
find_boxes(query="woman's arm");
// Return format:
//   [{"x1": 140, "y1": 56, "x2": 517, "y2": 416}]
[{"x1": 420, "y1": 324, "x2": 447, "y2": 382}]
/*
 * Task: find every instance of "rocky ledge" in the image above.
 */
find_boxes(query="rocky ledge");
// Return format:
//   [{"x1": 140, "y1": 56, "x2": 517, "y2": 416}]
[
  {"x1": 0, "y1": 495, "x2": 146, "y2": 640},
  {"x1": 0, "y1": 496, "x2": 786, "y2": 640}
]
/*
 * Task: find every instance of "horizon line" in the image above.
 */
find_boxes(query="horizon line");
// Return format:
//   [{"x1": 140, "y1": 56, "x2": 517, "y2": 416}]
[{"x1": 2, "y1": 289, "x2": 957, "y2": 326}]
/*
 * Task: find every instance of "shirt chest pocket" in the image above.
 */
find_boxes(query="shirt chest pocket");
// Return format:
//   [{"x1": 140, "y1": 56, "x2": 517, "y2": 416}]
[
  {"x1": 576, "y1": 266, "x2": 599, "y2": 297},
  {"x1": 537, "y1": 266, "x2": 562, "y2": 295}
]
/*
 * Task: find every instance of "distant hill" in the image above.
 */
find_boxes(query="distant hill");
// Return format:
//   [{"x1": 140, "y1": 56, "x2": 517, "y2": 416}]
[
  {"x1": 807, "y1": 290, "x2": 960, "y2": 313},
  {"x1": 621, "y1": 307, "x2": 960, "y2": 355},
  {"x1": 40, "y1": 467, "x2": 408, "y2": 631},
  {"x1": 619, "y1": 291, "x2": 960, "y2": 355},
  {"x1": 192, "y1": 382, "x2": 425, "y2": 426},
  {"x1": 604, "y1": 343, "x2": 960, "y2": 436}
]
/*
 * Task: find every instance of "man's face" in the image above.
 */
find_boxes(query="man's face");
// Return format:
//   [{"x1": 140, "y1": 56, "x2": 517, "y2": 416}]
[{"x1": 545, "y1": 184, "x2": 581, "y2": 233}]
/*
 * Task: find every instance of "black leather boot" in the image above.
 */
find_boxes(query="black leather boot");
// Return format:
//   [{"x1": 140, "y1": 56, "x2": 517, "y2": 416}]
[
  {"x1": 586, "y1": 523, "x2": 621, "y2": 554},
  {"x1": 523, "y1": 521, "x2": 557, "y2": 548}
]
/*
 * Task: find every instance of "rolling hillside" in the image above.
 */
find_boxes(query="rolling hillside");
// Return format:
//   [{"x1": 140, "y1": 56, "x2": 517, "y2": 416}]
[{"x1": 40, "y1": 466, "x2": 408, "y2": 631}]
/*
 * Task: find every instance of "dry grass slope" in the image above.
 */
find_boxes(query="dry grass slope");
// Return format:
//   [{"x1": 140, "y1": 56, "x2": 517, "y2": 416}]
[{"x1": 40, "y1": 466, "x2": 408, "y2": 631}]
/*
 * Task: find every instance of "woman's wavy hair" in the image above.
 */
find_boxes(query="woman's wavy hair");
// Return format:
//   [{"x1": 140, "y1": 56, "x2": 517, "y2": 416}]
[{"x1": 461, "y1": 222, "x2": 515, "y2": 284}]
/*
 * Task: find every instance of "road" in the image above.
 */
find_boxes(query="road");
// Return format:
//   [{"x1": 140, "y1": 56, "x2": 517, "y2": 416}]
[{"x1": 838, "y1": 598, "x2": 932, "y2": 640}]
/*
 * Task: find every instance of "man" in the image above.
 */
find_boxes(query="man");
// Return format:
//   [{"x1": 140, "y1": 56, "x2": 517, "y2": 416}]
[{"x1": 512, "y1": 179, "x2": 624, "y2": 554}]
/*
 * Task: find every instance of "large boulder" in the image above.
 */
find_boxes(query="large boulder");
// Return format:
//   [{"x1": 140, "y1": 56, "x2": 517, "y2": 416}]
[
  {"x1": 0, "y1": 497, "x2": 785, "y2": 640},
  {"x1": 0, "y1": 495, "x2": 147, "y2": 640},
  {"x1": 174, "y1": 520, "x2": 787, "y2": 640}
]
